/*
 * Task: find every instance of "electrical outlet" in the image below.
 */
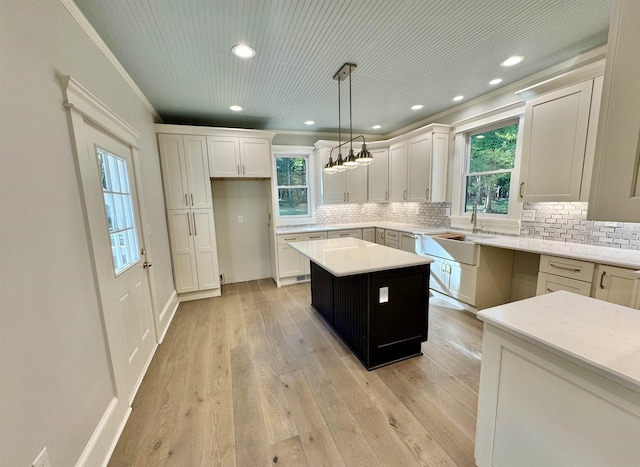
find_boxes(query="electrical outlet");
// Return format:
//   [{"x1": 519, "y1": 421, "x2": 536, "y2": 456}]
[
  {"x1": 521, "y1": 210, "x2": 536, "y2": 222},
  {"x1": 33, "y1": 447, "x2": 51, "y2": 467},
  {"x1": 445, "y1": 207, "x2": 451, "y2": 217},
  {"x1": 219, "y1": 273, "x2": 225, "y2": 284},
  {"x1": 237, "y1": 215, "x2": 244, "y2": 223}
]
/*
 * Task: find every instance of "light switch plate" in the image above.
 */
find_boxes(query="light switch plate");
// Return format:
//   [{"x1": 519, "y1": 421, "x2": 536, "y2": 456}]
[
  {"x1": 522, "y1": 210, "x2": 535, "y2": 222},
  {"x1": 379, "y1": 286, "x2": 389, "y2": 303}
]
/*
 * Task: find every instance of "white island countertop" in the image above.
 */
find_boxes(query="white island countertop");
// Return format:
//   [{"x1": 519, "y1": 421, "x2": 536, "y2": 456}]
[
  {"x1": 478, "y1": 291, "x2": 640, "y2": 392},
  {"x1": 289, "y1": 237, "x2": 433, "y2": 277}
]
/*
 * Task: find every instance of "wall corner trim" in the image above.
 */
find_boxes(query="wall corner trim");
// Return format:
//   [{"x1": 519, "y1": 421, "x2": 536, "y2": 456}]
[{"x1": 58, "y1": 0, "x2": 162, "y2": 122}]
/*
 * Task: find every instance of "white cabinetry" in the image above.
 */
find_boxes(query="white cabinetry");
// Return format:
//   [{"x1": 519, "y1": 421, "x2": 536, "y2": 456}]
[
  {"x1": 327, "y1": 229, "x2": 362, "y2": 239},
  {"x1": 208, "y1": 136, "x2": 271, "y2": 178},
  {"x1": 517, "y1": 65, "x2": 603, "y2": 202},
  {"x1": 158, "y1": 134, "x2": 220, "y2": 296},
  {"x1": 375, "y1": 228, "x2": 385, "y2": 244},
  {"x1": 276, "y1": 231, "x2": 328, "y2": 283},
  {"x1": 384, "y1": 230, "x2": 399, "y2": 249},
  {"x1": 588, "y1": 0, "x2": 640, "y2": 223},
  {"x1": 367, "y1": 147, "x2": 390, "y2": 203},
  {"x1": 389, "y1": 124, "x2": 450, "y2": 202},
  {"x1": 158, "y1": 134, "x2": 212, "y2": 209},
  {"x1": 316, "y1": 143, "x2": 368, "y2": 204},
  {"x1": 593, "y1": 264, "x2": 639, "y2": 308},
  {"x1": 362, "y1": 228, "x2": 376, "y2": 243},
  {"x1": 399, "y1": 232, "x2": 417, "y2": 253},
  {"x1": 536, "y1": 255, "x2": 594, "y2": 297}
]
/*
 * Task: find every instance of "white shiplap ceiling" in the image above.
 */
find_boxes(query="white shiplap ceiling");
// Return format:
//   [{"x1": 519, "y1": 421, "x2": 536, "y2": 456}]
[{"x1": 73, "y1": 0, "x2": 611, "y2": 134}]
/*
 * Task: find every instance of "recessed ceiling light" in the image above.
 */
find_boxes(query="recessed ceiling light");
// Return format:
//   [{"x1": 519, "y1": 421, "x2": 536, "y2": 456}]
[
  {"x1": 372, "y1": 125, "x2": 382, "y2": 130},
  {"x1": 453, "y1": 95, "x2": 464, "y2": 102},
  {"x1": 500, "y1": 55, "x2": 524, "y2": 67},
  {"x1": 304, "y1": 120, "x2": 315, "y2": 125},
  {"x1": 410, "y1": 104, "x2": 424, "y2": 110},
  {"x1": 489, "y1": 78, "x2": 503, "y2": 85},
  {"x1": 229, "y1": 105, "x2": 243, "y2": 111},
  {"x1": 231, "y1": 44, "x2": 256, "y2": 58}
]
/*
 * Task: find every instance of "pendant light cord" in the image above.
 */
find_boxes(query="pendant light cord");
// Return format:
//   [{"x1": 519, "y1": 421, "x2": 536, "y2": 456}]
[
  {"x1": 349, "y1": 65, "x2": 353, "y2": 152},
  {"x1": 338, "y1": 78, "x2": 341, "y2": 151}
]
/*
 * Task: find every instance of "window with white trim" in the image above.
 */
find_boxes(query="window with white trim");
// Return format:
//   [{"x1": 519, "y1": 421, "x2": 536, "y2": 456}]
[
  {"x1": 463, "y1": 120, "x2": 519, "y2": 216},
  {"x1": 272, "y1": 146, "x2": 316, "y2": 226}
]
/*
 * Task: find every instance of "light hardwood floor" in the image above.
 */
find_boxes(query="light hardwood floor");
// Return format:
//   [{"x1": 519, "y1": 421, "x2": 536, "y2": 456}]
[{"x1": 108, "y1": 279, "x2": 483, "y2": 467}]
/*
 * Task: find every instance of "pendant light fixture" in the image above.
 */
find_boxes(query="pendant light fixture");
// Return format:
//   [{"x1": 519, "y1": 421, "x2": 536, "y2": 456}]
[{"x1": 324, "y1": 63, "x2": 373, "y2": 174}]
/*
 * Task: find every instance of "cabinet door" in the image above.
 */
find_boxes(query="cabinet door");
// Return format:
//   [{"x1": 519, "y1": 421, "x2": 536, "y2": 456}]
[
  {"x1": 302, "y1": 231, "x2": 327, "y2": 274},
  {"x1": 368, "y1": 148, "x2": 390, "y2": 202},
  {"x1": 192, "y1": 209, "x2": 220, "y2": 290},
  {"x1": 449, "y1": 262, "x2": 478, "y2": 305},
  {"x1": 158, "y1": 134, "x2": 189, "y2": 209},
  {"x1": 166, "y1": 209, "x2": 198, "y2": 293},
  {"x1": 429, "y1": 258, "x2": 448, "y2": 294},
  {"x1": 345, "y1": 164, "x2": 368, "y2": 203},
  {"x1": 407, "y1": 133, "x2": 432, "y2": 202},
  {"x1": 320, "y1": 147, "x2": 346, "y2": 204},
  {"x1": 207, "y1": 136, "x2": 240, "y2": 177},
  {"x1": 240, "y1": 138, "x2": 271, "y2": 177},
  {"x1": 588, "y1": 0, "x2": 640, "y2": 222},
  {"x1": 593, "y1": 264, "x2": 638, "y2": 307},
  {"x1": 362, "y1": 228, "x2": 376, "y2": 243},
  {"x1": 399, "y1": 232, "x2": 417, "y2": 253},
  {"x1": 431, "y1": 131, "x2": 449, "y2": 202},
  {"x1": 519, "y1": 80, "x2": 594, "y2": 202},
  {"x1": 375, "y1": 228, "x2": 385, "y2": 244},
  {"x1": 183, "y1": 135, "x2": 212, "y2": 208},
  {"x1": 277, "y1": 244, "x2": 304, "y2": 277},
  {"x1": 389, "y1": 143, "x2": 408, "y2": 202}
]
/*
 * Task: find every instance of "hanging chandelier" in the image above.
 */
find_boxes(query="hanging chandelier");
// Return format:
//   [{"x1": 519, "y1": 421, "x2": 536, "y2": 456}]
[{"x1": 323, "y1": 63, "x2": 373, "y2": 174}]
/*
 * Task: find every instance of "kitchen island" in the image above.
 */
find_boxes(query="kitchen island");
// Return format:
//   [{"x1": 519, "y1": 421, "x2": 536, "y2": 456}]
[
  {"x1": 475, "y1": 291, "x2": 640, "y2": 467},
  {"x1": 289, "y1": 237, "x2": 433, "y2": 370}
]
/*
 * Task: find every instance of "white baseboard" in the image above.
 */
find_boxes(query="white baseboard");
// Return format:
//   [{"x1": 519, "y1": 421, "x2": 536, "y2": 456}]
[
  {"x1": 74, "y1": 397, "x2": 131, "y2": 467},
  {"x1": 157, "y1": 290, "x2": 178, "y2": 344},
  {"x1": 177, "y1": 287, "x2": 221, "y2": 302},
  {"x1": 429, "y1": 289, "x2": 479, "y2": 315}
]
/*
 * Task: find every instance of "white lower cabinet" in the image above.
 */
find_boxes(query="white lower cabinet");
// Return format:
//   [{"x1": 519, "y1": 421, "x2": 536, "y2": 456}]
[
  {"x1": 276, "y1": 231, "x2": 328, "y2": 282},
  {"x1": 167, "y1": 208, "x2": 220, "y2": 294},
  {"x1": 327, "y1": 229, "x2": 362, "y2": 239},
  {"x1": 536, "y1": 255, "x2": 594, "y2": 297},
  {"x1": 375, "y1": 228, "x2": 385, "y2": 244},
  {"x1": 362, "y1": 228, "x2": 376, "y2": 243},
  {"x1": 384, "y1": 230, "x2": 399, "y2": 249},
  {"x1": 432, "y1": 258, "x2": 478, "y2": 305},
  {"x1": 536, "y1": 272, "x2": 592, "y2": 296},
  {"x1": 399, "y1": 232, "x2": 417, "y2": 253},
  {"x1": 593, "y1": 264, "x2": 639, "y2": 308},
  {"x1": 302, "y1": 231, "x2": 327, "y2": 274}
]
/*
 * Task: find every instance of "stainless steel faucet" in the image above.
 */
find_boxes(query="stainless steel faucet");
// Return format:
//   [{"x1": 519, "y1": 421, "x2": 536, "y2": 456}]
[{"x1": 471, "y1": 201, "x2": 482, "y2": 234}]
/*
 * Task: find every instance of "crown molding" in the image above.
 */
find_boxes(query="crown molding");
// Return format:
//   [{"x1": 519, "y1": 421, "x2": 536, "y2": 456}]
[{"x1": 59, "y1": 0, "x2": 162, "y2": 122}]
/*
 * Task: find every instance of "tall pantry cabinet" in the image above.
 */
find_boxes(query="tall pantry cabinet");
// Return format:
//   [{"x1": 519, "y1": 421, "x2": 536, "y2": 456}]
[{"x1": 158, "y1": 133, "x2": 221, "y2": 299}]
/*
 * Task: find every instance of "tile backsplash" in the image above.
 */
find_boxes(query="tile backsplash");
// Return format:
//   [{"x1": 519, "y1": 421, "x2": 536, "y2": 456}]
[{"x1": 312, "y1": 201, "x2": 640, "y2": 250}]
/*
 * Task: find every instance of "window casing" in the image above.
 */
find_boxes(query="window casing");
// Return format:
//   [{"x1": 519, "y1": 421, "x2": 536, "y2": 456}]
[
  {"x1": 272, "y1": 146, "x2": 316, "y2": 226},
  {"x1": 451, "y1": 109, "x2": 524, "y2": 234}
]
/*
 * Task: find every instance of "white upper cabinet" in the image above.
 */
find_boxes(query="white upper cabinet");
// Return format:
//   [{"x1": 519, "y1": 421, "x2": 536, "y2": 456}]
[
  {"x1": 158, "y1": 133, "x2": 212, "y2": 209},
  {"x1": 588, "y1": 0, "x2": 640, "y2": 223},
  {"x1": 517, "y1": 63, "x2": 604, "y2": 203},
  {"x1": 316, "y1": 142, "x2": 368, "y2": 204},
  {"x1": 391, "y1": 124, "x2": 451, "y2": 203},
  {"x1": 208, "y1": 136, "x2": 272, "y2": 178},
  {"x1": 367, "y1": 147, "x2": 390, "y2": 203},
  {"x1": 389, "y1": 142, "x2": 408, "y2": 202}
]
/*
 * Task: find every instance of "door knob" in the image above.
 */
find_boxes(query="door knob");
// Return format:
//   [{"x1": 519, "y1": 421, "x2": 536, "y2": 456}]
[{"x1": 143, "y1": 261, "x2": 153, "y2": 269}]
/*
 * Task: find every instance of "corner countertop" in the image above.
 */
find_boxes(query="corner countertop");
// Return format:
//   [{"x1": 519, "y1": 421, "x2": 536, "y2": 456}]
[
  {"x1": 478, "y1": 291, "x2": 640, "y2": 392},
  {"x1": 474, "y1": 236, "x2": 640, "y2": 269},
  {"x1": 288, "y1": 237, "x2": 433, "y2": 277}
]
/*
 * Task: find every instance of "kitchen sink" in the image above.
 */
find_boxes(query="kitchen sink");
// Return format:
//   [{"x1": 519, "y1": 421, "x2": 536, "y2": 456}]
[{"x1": 418, "y1": 231, "x2": 494, "y2": 265}]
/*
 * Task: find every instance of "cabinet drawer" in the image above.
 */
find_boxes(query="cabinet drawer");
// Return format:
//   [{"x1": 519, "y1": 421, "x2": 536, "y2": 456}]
[
  {"x1": 302, "y1": 231, "x2": 327, "y2": 241},
  {"x1": 536, "y1": 272, "x2": 592, "y2": 297},
  {"x1": 539, "y1": 255, "x2": 594, "y2": 282},
  {"x1": 277, "y1": 234, "x2": 302, "y2": 245},
  {"x1": 327, "y1": 229, "x2": 362, "y2": 239}
]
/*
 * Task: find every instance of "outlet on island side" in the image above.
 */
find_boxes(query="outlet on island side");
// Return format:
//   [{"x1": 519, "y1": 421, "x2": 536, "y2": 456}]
[
  {"x1": 521, "y1": 210, "x2": 535, "y2": 222},
  {"x1": 32, "y1": 447, "x2": 51, "y2": 467}
]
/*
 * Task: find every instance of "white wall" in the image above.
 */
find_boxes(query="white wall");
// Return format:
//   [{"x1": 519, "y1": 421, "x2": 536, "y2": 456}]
[
  {"x1": 0, "y1": 1, "x2": 174, "y2": 465},
  {"x1": 212, "y1": 180, "x2": 272, "y2": 283}
]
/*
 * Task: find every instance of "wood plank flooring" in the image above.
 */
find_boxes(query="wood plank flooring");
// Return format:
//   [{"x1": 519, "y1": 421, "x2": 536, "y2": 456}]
[{"x1": 108, "y1": 279, "x2": 483, "y2": 467}]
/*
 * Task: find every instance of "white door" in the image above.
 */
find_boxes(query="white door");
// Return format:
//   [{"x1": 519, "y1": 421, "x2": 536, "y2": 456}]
[{"x1": 80, "y1": 123, "x2": 156, "y2": 404}]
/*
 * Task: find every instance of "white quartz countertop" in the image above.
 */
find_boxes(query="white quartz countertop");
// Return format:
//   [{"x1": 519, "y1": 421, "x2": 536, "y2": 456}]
[
  {"x1": 289, "y1": 237, "x2": 433, "y2": 277},
  {"x1": 475, "y1": 236, "x2": 640, "y2": 269},
  {"x1": 276, "y1": 222, "x2": 441, "y2": 236},
  {"x1": 478, "y1": 291, "x2": 640, "y2": 392}
]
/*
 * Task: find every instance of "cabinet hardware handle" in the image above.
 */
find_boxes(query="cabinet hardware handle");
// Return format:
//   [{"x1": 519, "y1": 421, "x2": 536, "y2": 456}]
[
  {"x1": 308, "y1": 235, "x2": 322, "y2": 239},
  {"x1": 190, "y1": 194, "x2": 194, "y2": 206},
  {"x1": 284, "y1": 237, "x2": 296, "y2": 241},
  {"x1": 403, "y1": 190, "x2": 407, "y2": 200},
  {"x1": 599, "y1": 271, "x2": 606, "y2": 289},
  {"x1": 385, "y1": 191, "x2": 388, "y2": 201},
  {"x1": 549, "y1": 262, "x2": 581, "y2": 272},
  {"x1": 519, "y1": 182, "x2": 524, "y2": 198},
  {"x1": 185, "y1": 194, "x2": 188, "y2": 206},
  {"x1": 192, "y1": 213, "x2": 197, "y2": 235},
  {"x1": 546, "y1": 288, "x2": 554, "y2": 293},
  {"x1": 426, "y1": 188, "x2": 429, "y2": 199},
  {"x1": 242, "y1": 164, "x2": 245, "y2": 175},
  {"x1": 237, "y1": 164, "x2": 240, "y2": 175},
  {"x1": 187, "y1": 215, "x2": 191, "y2": 236}
]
